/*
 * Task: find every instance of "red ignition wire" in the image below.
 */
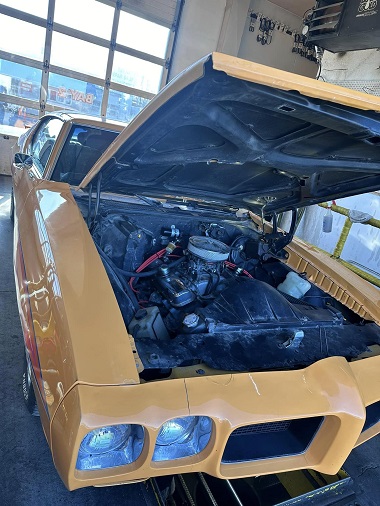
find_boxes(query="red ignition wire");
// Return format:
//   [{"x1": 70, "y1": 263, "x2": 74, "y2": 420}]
[
  {"x1": 225, "y1": 261, "x2": 253, "y2": 278},
  {"x1": 129, "y1": 248, "x2": 167, "y2": 292}
]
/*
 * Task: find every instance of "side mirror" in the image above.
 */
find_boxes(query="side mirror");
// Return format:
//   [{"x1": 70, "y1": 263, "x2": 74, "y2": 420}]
[{"x1": 14, "y1": 152, "x2": 33, "y2": 170}]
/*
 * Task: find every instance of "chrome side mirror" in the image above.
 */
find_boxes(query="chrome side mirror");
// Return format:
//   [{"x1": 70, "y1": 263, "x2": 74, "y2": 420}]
[{"x1": 14, "y1": 152, "x2": 33, "y2": 170}]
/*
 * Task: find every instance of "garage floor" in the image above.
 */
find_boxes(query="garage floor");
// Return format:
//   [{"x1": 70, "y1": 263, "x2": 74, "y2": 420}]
[{"x1": 1, "y1": 174, "x2": 380, "y2": 505}]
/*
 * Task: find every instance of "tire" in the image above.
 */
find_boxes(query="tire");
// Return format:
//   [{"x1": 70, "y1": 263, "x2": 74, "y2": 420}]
[
  {"x1": 22, "y1": 350, "x2": 40, "y2": 416},
  {"x1": 10, "y1": 186, "x2": 14, "y2": 222}
]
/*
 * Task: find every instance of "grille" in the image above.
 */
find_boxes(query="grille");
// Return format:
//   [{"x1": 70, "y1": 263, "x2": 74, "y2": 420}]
[
  {"x1": 222, "y1": 417, "x2": 323, "y2": 464},
  {"x1": 232, "y1": 420, "x2": 291, "y2": 436}
]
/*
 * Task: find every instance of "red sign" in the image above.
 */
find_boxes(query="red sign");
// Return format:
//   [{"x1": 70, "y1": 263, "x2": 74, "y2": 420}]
[{"x1": 57, "y1": 86, "x2": 94, "y2": 105}]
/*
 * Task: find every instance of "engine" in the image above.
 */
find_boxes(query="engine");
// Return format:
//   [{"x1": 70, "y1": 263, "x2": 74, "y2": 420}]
[
  {"x1": 155, "y1": 236, "x2": 230, "y2": 307},
  {"x1": 91, "y1": 211, "x2": 380, "y2": 375},
  {"x1": 128, "y1": 236, "x2": 238, "y2": 340}
]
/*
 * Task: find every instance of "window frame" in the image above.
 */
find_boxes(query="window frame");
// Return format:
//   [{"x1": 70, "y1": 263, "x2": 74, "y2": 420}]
[
  {"x1": 50, "y1": 123, "x2": 120, "y2": 185},
  {"x1": 29, "y1": 116, "x2": 64, "y2": 173},
  {"x1": 0, "y1": 0, "x2": 183, "y2": 124}
]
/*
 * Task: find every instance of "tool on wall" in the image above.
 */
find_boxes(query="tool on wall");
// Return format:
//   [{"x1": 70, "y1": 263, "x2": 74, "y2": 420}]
[
  {"x1": 256, "y1": 16, "x2": 277, "y2": 45},
  {"x1": 247, "y1": 9, "x2": 318, "y2": 63},
  {"x1": 248, "y1": 10, "x2": 296, "y2": 47},
  {"x1": 292, "y1": 34, "x2": 318, "y2": 62},
  {"x1": 249, "y1": 11, "x2": 258, "y2": 32}
]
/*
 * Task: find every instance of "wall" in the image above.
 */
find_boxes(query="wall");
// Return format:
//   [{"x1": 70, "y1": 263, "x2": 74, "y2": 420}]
[
  {"x1": 169, "y1": 0, "x2": 227, "y2": 78},
  {"x1": 169, "y1": 0, "x2": 250, "y2": 78},
  {"x1": 215, "y1": 0, "x2": 252, "y2": 55},
  {"x1": 238, "y1": 0, "x2": 317, "y2": 77},
  {"x1": 0, "y1": 126, "x2": 22, "y2": 176},
  {"x1": 170, "y1": 0, "x2": 317, "y2": 79}
]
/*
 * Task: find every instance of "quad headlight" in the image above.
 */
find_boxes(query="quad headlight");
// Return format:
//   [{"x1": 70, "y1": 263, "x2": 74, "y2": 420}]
[
  {"x1": 76, "y1": 424, "x2": 144, "y2": 470},
  {"x1": 153, "y1": 416, "x2": 212, "y2": 462}
]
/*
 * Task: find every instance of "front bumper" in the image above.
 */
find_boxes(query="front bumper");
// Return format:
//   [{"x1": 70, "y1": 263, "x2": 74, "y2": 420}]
[{"x1": 50, "y1": 355, "x2": 380, "y2": 490}]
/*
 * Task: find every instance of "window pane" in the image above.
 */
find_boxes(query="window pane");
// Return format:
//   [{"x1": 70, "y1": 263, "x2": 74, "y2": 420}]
[
  {"x1": 52, "y1": 125, "x2": 119, "y2": 185},
  {"x1": 112, "y1": 52, "x2": 163, "y2": 94},
  {"x1": 0, "y1": 14, "x2": 45, "y2": 60},
  {"x1": 0, "y1": 101, "x2": 39, "y2": 128},
  {"x1": 31, "y1": 118, "x2": 64, "y2": 170},
  {"x1": 47, "y1": 73, "x2": 104, "y2": 117},
  {"x1": 117, "y1": 12, "x2": 170, "y2": 59},
  {"x1": 0, "y1": 59, "x2": 42, "y2": 100},
  {"x1": 51, "y1": 33, "x2": 108, "y2": 79},
  {"x1": 107, "y1": 90, "x2": 149, "y2": 123},
  {"x1": 54, "y1": 0, "x2": 114, "y2": 39},
  {"x1": 0, "y1": 0, "x2": 48, "y2": 18}
]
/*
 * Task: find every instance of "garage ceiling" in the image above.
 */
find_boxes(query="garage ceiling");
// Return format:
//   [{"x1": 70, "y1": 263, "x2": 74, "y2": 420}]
[{"x1": 269, "y1": 0, "x2": 315, "y2": 17}]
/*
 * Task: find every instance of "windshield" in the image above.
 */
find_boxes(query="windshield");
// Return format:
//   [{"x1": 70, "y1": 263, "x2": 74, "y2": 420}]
[{"x1": 52, "y1": 124, "x2": 119, "y2": 185}]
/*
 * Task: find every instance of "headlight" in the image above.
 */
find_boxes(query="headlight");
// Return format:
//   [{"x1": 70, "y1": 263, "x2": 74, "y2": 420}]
[
  {"x1": 76, "y1": 424, "x2": 144, "y2": 471},
  {"x1": 153, "y1": 416, "x2": 212, "y2": 462}
]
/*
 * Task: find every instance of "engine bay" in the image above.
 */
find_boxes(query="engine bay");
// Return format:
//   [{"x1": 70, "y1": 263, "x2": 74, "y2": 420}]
[{"x1": 85, "y1": 199, "x2": 380, "y2": 380}]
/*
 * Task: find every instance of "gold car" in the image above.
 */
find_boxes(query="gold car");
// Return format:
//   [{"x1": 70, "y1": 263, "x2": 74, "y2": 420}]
[{"x1": 12, "y1": 53, "x2": 380, "y2": 491}]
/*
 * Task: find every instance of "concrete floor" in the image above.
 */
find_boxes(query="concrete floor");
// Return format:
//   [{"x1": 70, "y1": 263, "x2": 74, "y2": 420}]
[{"x1": 1, "y1": 173, "x2": 380, "y2": 505}]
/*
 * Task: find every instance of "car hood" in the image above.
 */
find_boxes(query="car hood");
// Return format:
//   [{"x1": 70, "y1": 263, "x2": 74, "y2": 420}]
[{"x1": 79, "y1": 53, "x2": 380, "y2": 214}]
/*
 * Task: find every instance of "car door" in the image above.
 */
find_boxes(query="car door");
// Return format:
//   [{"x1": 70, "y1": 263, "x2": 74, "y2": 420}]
[
  {"x1": 12, "y1": 155, "x2": 52, "y2": 436},
  {"x1": 12, "y1": 155, "x2": 75, "y2": 439}
]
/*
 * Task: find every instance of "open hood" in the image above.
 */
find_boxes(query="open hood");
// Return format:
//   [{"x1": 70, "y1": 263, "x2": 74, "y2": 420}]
[{"x1": 79, "y1": 53, "x2": 380, "y2": 214}]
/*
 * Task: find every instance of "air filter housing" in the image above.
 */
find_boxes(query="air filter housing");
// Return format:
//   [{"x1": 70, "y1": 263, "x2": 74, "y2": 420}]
[{"x1": 188, "y1": 236, "x2": 230, "y2": 262}]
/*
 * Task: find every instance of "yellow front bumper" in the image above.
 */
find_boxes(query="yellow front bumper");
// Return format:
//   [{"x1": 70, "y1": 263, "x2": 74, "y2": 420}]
[{"x1": 50, "y1": 355, "x2": 380, "y2": 490}]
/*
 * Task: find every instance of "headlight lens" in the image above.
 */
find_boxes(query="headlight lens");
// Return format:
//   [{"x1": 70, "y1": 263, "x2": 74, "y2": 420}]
[
  {"x1": 76, "y1": 424, "x2": 144, "y2": 470},
  {"x1": 153, "y1": 416, "x2": 212, "y2": 461}
]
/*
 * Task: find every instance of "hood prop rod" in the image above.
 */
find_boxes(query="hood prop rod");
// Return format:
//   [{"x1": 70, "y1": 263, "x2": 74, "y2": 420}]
[
  {"x1": 88, "y1": 173, "x2": 102, "y2": 231},
  {"x1": 259, "y1": 208, "x2": 297, "y2": 260},
  {"x1": 87, "y1": 183, "x2": 93, "y2": 227}
]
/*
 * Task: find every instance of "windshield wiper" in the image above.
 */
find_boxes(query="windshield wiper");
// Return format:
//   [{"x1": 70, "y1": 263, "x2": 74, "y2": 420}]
[
  {"x1": 134, "y1": 194, "x2": 167, "y2": 211},
  {"x1": 163, "y1": 198, "x2": 238, "y2": 215}
]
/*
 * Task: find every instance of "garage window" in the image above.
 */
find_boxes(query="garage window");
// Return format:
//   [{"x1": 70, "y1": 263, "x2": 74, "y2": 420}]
[
  {"x1": 0, "y1": 0, "x2": 182, "y2": 126},
  {"x1": 54, "y1": 0, "x2": 114, "y2": 39},
  {"x1": 117, "y1": 11, "x2": 170, "y2": 59},
  {"x1": 0, "y1": 14, "x2": 45, "y2": 61}
]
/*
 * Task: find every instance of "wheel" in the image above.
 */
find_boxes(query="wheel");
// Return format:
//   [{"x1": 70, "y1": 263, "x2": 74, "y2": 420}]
[
  {"x1": 22, "y1": 350, "x2": 39, "y2": 416},
  {"x1": 10, "y1": 186, "x2": 14, "y2": 222}
]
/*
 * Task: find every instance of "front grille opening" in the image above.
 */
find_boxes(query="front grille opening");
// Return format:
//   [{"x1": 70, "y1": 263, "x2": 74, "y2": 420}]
[
  {"x1": 363, "y1": 402, "x2": 380, "y2": 432},
  {"x1": 222, "y1": 417, "x2": 323, "y2": 463}
]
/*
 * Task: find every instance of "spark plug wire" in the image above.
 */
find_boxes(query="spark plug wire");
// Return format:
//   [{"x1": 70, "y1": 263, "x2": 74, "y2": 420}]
[{"x1": 225, "y1": 261, "x2": 253, "y2": 278}]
